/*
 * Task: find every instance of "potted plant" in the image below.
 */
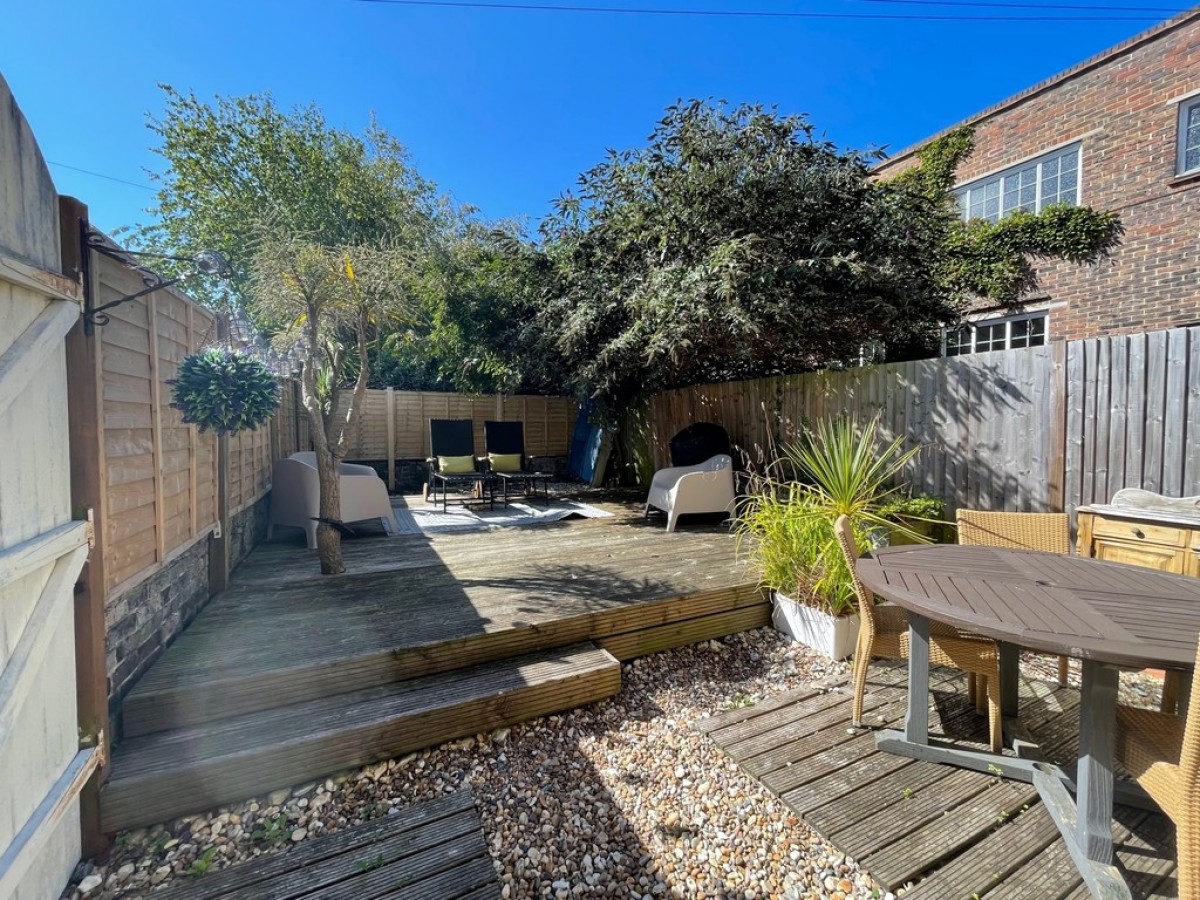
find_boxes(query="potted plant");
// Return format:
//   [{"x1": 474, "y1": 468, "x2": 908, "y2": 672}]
[
  {"x1": 877, "y1": 494, "x2": 946, "y2": 545},
  {"x1": 734, "y1": 416, "x2": 926, "y2": 659}
]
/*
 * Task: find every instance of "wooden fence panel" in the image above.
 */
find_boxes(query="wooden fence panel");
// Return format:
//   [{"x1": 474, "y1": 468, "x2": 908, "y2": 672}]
[
  {"x1": 89, "y1": 251, "x2": 290, "y2": 596},
  {"x1": 1062, "y1": 325, "x2": 1200, "y2": 515},
  {"x1": 336, "y1": 389, "x2": 579, "y2": 465},
  {"x1": 646, "y1": 326, "x2": 1198, "y2": 516},
  {"x1": 647, "y1": 344, "x2": 1058, "y2": 513}
]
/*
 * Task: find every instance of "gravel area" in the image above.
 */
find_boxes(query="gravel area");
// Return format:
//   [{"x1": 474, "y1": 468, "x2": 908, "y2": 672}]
[
  {"x1": 67, "y1": 629, "x2": 882, "y2": 900},
  {"x1": 65, "y1": 630, "x2": 1167, "y2": 900},
  {"x1": 1020, "y1": 651, "x2": 1166, "y2": 709}
]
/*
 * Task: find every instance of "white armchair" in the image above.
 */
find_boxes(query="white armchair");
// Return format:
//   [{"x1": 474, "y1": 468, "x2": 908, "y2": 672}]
[
  {"x1": 268, "y1": 452, "x2": 399, "y2": 549},
  {"x1": 644, "y1": 454, "x2": 736, "y2": 532}
]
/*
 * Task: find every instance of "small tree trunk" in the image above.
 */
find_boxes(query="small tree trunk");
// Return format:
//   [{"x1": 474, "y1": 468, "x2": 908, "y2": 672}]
[{"x1": 312, "y1": 442, "x2": 344, "y2": 575}]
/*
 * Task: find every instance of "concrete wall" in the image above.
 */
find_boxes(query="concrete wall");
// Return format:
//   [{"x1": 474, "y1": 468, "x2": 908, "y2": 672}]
[{"x1": 875, "y1": 10, "x2": 1200, "y2": 342}]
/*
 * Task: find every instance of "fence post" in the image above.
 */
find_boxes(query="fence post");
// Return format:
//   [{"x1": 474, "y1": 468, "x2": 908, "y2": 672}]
[
  {"x1": 386, "y1": 386, "x2": 395, "y2": 492},
  {"x1": 1048, "y1": 341, "x2": 1068, "y2": 512},
  {"x1": 208, "y1": 315, "x2": 231, "y2": 594},
  {"x1": 60, "y1": 196, "x2": 110, "y2": 857}
]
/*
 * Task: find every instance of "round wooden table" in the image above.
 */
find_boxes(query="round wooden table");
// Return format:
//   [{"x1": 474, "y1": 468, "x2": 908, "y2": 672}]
[{"x1": 857, "y1": 545, "x2": 1200, "y2": 900}]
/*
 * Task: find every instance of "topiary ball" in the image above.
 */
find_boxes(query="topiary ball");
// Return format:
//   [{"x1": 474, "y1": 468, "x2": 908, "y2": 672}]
[{"x1": 169, "y1": 347, "x2": 280, "y2": 435}]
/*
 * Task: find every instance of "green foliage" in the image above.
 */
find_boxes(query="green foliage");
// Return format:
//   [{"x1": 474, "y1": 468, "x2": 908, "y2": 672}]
[
  {"x1": 354, "y1": 853, "x2": 386, "y2": 873},
  {"x1": 188, "y1": 847, "x2": 218, "y2": 877},
  {"x1": 877, "y1": 494, "x2": 945, "y2": 523},
  {"x1": 137, "y1": 87, "x2": 441, "y2": 307},
  {"x1": 734, "y1": 416, "x2": 925, "y2": 615},
  {"x1": 251, "y1": 814, "x2": 288, "y2": 844},
  {"x1": 168, "y1": 348, "x2": 279, "y2": 435},
  {"x1": 540, "y1": 100, "x2": 961, "y2": 411},
  {"x1": 881, "y1": 126, "x2": 1123, "y2": 309}
]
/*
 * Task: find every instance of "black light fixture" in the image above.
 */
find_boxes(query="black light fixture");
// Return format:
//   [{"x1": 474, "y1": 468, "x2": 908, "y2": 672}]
[{"x1": 82, "y1": 223, "x2": 233, "y2": 331}]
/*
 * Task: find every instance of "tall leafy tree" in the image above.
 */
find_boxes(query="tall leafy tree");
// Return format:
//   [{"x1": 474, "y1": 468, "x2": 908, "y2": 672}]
[
  {"x1": 250, "y1": 232, "x2": 418, "y2": 574},
  {"x1": 137, "y1": 86, "x2": 444, "y2": 306},
  {"x1": 538, "y1": 102, "x2": 1122, "y2": 413}
]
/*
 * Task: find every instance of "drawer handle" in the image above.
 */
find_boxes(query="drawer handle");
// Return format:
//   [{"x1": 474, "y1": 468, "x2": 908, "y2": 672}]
[{"x1": 1131, "y1": 527, "x2": 1145, "y2": 539}]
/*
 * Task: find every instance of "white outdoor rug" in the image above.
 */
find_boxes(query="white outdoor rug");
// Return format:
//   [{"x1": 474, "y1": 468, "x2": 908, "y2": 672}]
[{"x1": 391, "y1": 498, "x2": 614, "y2": 535}]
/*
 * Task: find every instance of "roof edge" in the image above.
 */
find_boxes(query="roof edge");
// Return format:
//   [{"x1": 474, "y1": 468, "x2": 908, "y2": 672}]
[{"x1": 875, "y1": 5, "x2": 1200, "y2": 170}]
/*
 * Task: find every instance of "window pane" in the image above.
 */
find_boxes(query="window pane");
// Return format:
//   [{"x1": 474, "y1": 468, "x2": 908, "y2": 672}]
[
  {"x1": 958, "y1": 143, "x2": 1081, "y2": 221},
  {"x1": 1184, "y1": 102, "x2": 1200, "y2": 172},
  {"x1": 1010, "y1": 318, "x2": 1031, "y2": 348},
  {"x1": 1029, "y1": 315, "x2": 1047, "y2": 344}
]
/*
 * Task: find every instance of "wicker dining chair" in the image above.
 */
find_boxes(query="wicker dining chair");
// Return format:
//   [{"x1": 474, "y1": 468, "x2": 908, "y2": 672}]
[
  {"x1": 956, "y1": 510, "x2": 1073, "y2": 687},
  {"x1": 1114, "y1": 641, "x2": 1200, "y2": 900},
  {"x1": 833, "y1": 515, "x2": 1005, "y2": 752}
]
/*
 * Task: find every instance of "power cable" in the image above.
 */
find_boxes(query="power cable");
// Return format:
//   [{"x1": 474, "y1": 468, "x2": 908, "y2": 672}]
[{"x1": 347, "y1": 0, "x2": 1179, "y2": 21}]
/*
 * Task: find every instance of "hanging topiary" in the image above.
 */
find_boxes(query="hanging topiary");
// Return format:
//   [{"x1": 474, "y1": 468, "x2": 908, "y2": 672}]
[{"x1": 169, "y1": 347, "x2": 280, "y2": 435}]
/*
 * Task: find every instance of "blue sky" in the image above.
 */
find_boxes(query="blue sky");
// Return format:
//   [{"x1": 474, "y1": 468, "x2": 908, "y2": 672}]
[{"x1": 0, "y1": 1, "x2": 1182, "y2": 236}]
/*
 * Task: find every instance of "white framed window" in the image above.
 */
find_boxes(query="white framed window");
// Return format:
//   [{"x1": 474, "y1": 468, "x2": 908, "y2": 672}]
[
  {"x1": 954, "y1": 144, "x2": 1081, "y2": 223},
  {"x1": 943, "y1": 311, "x2": 1048, "y2": 357},
  {"x1": 1178, "y1": 97, "x2": 1200, "y2": 176}
]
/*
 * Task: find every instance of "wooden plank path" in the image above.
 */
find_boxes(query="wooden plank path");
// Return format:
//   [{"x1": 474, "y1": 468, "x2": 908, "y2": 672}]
[
  {"x1": 700, "y1": 662, "x2": 1178, "y2": 898},
  {"x1": 152, "y1": 790, "x2": 498, "y2": 900}
]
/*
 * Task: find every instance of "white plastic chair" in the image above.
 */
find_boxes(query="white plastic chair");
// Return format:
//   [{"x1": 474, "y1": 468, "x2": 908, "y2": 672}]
[
  {"x1": 268, "y1": 452, "x2": 399, "y2": 549},
  {"x1": 644, "y1": 454, "x2": 736, "y2": 532}
]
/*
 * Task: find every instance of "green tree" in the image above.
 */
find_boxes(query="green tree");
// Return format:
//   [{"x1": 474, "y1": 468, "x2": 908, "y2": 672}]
[
  {"x1": 537, "y1": 102, "x2": 1122, "y2": 413},
  {"x1": 249, "y1": 231, "x2": 418, "y2": 575},
  {"x1": 137, "y1": 86, "x2": 443, "y2": 306},
  {"x1": 538, "y1": 100, "x2": 962, "y2": 411}
]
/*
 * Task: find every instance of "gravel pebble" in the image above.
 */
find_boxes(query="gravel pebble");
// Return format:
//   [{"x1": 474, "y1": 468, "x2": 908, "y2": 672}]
[{"x1": 64, "y1": 628, "x2": 1138, "y2": 899}]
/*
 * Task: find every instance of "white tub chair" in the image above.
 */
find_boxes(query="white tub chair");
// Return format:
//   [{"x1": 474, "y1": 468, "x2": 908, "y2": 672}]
[
  {"x1": 644, "y1": 454, "x2": 736, "y2": 532},
  {"x1": 268, "y1": 452, "x2": 399, "y2": 549}
]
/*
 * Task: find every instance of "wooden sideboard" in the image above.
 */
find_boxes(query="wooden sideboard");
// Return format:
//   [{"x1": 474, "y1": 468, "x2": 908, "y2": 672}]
[{"x1": 1076, "y1": 505, "x2": 1200, "y2": 577}]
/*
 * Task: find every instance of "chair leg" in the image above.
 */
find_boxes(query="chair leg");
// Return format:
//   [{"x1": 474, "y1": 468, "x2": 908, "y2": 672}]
[
  {"x1": 985, "y1": 672, "x2": 1003, "y2": 753},
  {"x1": 967, "y1": 672, "x2": 978, "y2": 706},
  {"x1": 1176, "y1": 818, "x2": 1197, "y2": 900},
  {"x1": 975, "y1": 675, "x2": 988, "y2": 715},
  {"x1": 666, "y1": 510, "x2": 679, "y2": 533},
  {"x1": 850, "y1": 632, "x2": 874, "y2": 727},
  {"x1": 1057, "y1": 655, "x2": 1070, "y2": 688}
]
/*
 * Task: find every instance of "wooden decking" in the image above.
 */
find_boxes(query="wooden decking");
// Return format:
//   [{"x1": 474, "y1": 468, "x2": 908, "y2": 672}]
[
  {"x1": 701, "y1": 661, "x2": 1178, "y2": 899},
  {"x1": 103, "y1": 506, "x2": 767, "y2": 831},
  {"x1": 153, "y1": 790, "x2": 498, "y2": 899}
]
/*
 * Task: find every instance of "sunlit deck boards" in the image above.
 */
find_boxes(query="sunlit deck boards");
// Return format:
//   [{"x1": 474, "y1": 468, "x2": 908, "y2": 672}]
[
  {"x1": 701, "y1": 661, "x2": 1178, "y2": 899},
  {"x1": 121, "y1": 506, "x2": 766, "y2": 736},
  {"x1": 103, "y1": 507, "x2": 768, "y2": 831}
]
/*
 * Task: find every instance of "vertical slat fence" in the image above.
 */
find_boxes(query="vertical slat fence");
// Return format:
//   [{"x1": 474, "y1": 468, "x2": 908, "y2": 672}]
[{"x1": 645, "y1": 326, "x2": 1200, "y2": 515}]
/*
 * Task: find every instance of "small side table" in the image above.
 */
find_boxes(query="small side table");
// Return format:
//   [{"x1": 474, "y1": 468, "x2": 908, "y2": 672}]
[
  {"x1": 431, "y1": 472, "x2": 496, "y2": 513},
  {"x1": 496, "y1": 472, "x2": 551, "y2": 508}
]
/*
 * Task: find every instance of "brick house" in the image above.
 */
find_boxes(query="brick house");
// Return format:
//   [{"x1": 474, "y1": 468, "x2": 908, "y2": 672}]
[{"x1": 874, "y1": 7, "x2": 1200, "y2": 356}]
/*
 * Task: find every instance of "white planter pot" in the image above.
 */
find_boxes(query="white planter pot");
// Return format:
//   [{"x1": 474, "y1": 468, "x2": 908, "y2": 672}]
[{"x1": 772, "y1": 592, "x2": 860, "y2": 661}]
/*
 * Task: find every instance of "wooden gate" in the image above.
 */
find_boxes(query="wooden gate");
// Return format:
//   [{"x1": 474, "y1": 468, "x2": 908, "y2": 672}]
[{"x1": 0, "y1": 78, "x2": 96, "y2": 899}]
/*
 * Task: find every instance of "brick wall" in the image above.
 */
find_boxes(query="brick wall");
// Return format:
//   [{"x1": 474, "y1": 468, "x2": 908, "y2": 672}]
[{"x1": 876, "y1": 11, "x2": 1200, "y2": 342}]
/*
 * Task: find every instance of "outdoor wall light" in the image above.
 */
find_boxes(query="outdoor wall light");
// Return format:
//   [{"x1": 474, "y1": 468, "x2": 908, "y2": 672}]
[{"x1": 82, "y1": 223, "x2": 233, "y2": 331}]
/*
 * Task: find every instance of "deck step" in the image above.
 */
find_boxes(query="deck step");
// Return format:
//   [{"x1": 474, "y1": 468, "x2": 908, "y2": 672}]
[
  {"x1": 101, "y1": 643, "x2": 620, "y2": 833},
  {"x1": 120, "y1": 582, "x2": 765, "y2": 738},
  {"x1": 150, "y1": 790, "x2": 497, "y2": 900}
]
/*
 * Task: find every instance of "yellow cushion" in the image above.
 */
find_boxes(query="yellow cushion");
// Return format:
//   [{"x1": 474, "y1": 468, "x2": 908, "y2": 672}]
[
  {"x1": 489, "y1": 452, "x2": 522, "y2": 473},
  {"x1": 438, "y1": 455, "x2": 475, "y2": 474}
]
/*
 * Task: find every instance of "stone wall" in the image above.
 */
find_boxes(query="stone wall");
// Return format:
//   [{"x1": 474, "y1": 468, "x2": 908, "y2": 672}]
[
  {"x1": 105, "y1": 538, "x2": 210, "y2": 732},
  {"x1": 230, "y1": 494, "x2": 271, "y2": 569},
  {"x1": 105, "y1": 494, "x2": 272, "y2": 736}
]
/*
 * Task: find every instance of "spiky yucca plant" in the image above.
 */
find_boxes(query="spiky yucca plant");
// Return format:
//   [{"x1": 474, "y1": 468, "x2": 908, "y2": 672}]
[{"x1": 735, "y1": 416, "x2": 926, "y2": 616}]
